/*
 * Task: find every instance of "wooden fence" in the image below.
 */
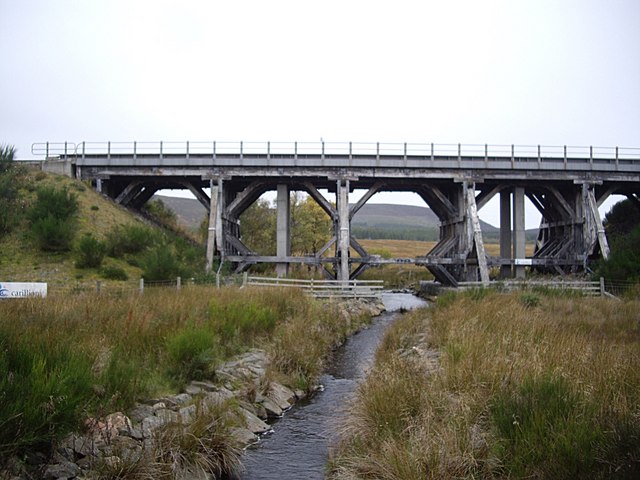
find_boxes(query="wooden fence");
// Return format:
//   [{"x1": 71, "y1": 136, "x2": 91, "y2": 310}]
[
  {"x1": 242, "y1": 275, "x2": 384, "y2": 298},
  {"x1": 457, "y1": 278, "x2": 613, "y2": 297}
]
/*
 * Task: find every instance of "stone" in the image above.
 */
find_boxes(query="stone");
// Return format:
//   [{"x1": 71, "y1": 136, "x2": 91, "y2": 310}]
[
  {"x1": 155, "y1": 408, "x2": 180, "y2": 425},
  {"x1": 43, "y1": 460, "x2": 80, "y2": 479},
  {"x1": 229, "y1": 427, "x2": 258, "y2": 445},
  {"x1": 60, "y1": 434, "x2": 100, "y2": 458},
  {"x1": 105, "y1": 412, "x2": 132, "y2": 436},
  {"x1": 128, "y1": 426, "x2": 145, "y2": 440},
  {"x1": 267, "y1": 383, "x2": 296, "y2": 410},
  {"x1": 185, "y1": 384, "x2": 204, "y2": 396},
  {"x1": 239, "y1": 408, "x2": 270, "y2": 434},
  {"x1": 170, "y1": 393, "x2": 193, "y2": 405},
  {"x1": 202, "y1": 389, "x2": 234, "y2": 410},
  {"x1": 253, "y1": 403, "x2": 268, "y2": 420},
  {"x1": 141, "y1": 415, "x2": 169, "y2": 437},
  {"x1": 189, "y1": 380, "x2": 218, "y2": 392},
  {"x1": 179, "y1": 404, "x2": 197, "y2": 424},
  {"x1": 260, "y1": 397, "x2": 283, "y2": 418},
  {"x1": 128, "y1": 404, "x2": 154, "y2": 423}
]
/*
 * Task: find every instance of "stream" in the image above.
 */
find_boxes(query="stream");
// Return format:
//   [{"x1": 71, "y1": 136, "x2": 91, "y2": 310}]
[{"x1": 240, "y1": 293, "x2": 428, "y2": 479}]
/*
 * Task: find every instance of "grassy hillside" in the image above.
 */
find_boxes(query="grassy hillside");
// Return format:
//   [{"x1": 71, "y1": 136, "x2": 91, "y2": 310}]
[{"x1": 0, "y1": 167, "x2": 204, "y2": 290}]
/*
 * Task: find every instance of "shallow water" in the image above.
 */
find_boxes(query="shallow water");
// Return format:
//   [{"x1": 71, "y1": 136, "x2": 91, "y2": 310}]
[{"x1": 240, "y1": 293, "x2": 428, "y2": 479}]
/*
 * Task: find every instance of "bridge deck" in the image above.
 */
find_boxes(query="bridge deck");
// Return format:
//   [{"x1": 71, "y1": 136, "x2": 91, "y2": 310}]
[{"x1": 34, "y1": 141, "x2": 640, "y2": 181}]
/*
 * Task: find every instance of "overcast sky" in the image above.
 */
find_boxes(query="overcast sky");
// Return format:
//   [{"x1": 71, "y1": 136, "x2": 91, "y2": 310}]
[{"x1": 2, "y1": 0, "x2": 639, "y2": 226}]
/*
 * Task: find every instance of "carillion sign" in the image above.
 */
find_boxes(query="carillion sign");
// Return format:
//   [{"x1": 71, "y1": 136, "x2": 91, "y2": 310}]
[{"x1": 0, "y1": 282, "x2": 47, "y2": 298}]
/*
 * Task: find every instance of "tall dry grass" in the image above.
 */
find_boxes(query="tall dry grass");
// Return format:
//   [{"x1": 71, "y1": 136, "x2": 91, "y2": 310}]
[
  {"x1": 0, "y1": 285, "x2": 364, "y2": 463},
  {"x1": 330, "y1": 290, "x2": 640, "y2": 479}
]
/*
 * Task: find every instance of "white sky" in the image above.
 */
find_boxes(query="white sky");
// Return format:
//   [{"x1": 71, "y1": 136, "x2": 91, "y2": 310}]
[{"x1": 2, "y1": 0, "x2": 639, "y2": 228}]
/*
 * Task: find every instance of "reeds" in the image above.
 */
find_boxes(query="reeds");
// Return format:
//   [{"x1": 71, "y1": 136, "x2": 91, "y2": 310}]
[{"x1": 330, "y1": 290, "x2": 640, "y2": 479}]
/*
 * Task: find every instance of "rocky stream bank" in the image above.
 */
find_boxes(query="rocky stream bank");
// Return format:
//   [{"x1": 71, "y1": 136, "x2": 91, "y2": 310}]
[{"x1": 2, "y1": 298, "x2": 384, "y2": 480}]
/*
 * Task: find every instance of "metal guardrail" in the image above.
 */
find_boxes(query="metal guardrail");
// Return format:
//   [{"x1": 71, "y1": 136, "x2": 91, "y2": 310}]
[
  {"x1": 31, "y1": 141, "x2": 640, "y2": 163},
  {"x1": 243, "y1": 275, "x2": 384, "y2": 298}
]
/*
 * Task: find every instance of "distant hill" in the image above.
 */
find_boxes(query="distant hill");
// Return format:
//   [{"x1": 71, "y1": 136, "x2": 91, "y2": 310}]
[
  {"x1": 154, "y1": 195, "x2": 505, "y2": 241},
  {"x1": 351, "y1": 203, "x2": 501, "y2": 241},
  {"x1": 153, "y1": 195, "x2": 207, "y2": 230}
]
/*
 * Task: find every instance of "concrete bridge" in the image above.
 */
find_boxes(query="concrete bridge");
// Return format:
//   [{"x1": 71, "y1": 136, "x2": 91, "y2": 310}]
[{"x1": 33, "y1": 141, "x2": 640, "y2": 285}]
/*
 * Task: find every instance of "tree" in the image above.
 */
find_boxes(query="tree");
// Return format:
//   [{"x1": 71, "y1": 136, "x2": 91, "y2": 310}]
[
  {"x1": 603, "y1": 197, "x2": 640, "y2": 243},
  {"x1": 290, "y1": 194, "x2": 333, "y2": 255},
  {"x1": 239, "y1": 199, "x2": 276, "y2": 255},
  {"x1": 598, "y1": 198, "x2": 640, "y2": 282}
]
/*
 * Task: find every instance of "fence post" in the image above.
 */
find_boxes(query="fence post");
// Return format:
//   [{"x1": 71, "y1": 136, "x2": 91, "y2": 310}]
[
  {"x1": 96, "y1": 281, "x2": 101, "y2": 294},
  {"x1": 243, "y1": 271, "x2": 248, "y2": 287},
  {"x1": 176, "y1": 276, "x2": 181, "y2": 290},
  {"x1": 599, "y1": 277, "x2": 605, "y2": 297},
  {"x1": 139, "y1": 278, "x2": 144, "y2": 294}
]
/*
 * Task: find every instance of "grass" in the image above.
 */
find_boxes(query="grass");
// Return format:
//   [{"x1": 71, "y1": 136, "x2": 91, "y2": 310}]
[
  {"x1": 330, "y1": 290, "x2": 640, "y2": 479},
  {"x1": 0, "y1": 169, "x2": 146, "y2": 286},
  {"x1": 0, "y1": 285, "x2": 373, "y2": 467}
]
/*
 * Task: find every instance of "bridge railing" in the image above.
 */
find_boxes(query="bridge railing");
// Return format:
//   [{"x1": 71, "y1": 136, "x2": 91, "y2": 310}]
[{"x1": 31, "y1": 140, "x2": 640, "y2": 162}]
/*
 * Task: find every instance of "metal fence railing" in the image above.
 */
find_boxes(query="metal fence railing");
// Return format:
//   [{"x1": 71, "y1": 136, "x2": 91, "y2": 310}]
[{"x1": 31, "y1": 141, "x2": 640, "y2": 164}]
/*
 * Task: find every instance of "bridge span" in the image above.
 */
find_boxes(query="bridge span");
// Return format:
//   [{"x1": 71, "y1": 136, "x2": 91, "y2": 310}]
[{"x1": 33, "y1": 141, "x2": 640, "y2": 285}]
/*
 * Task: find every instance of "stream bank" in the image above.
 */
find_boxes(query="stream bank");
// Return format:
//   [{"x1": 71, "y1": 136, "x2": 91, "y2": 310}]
[
  {"x1": 240, "y1": 293, "x2": 428, "y2": 480},
  {"x1": 4, "y1": 297, "x2": 384, "y2": 480}
]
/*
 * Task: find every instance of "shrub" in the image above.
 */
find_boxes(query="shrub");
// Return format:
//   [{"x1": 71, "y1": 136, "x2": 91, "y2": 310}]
[
  {"x1": 0, "y1": 145, "x2": 20, "y2": 236},
  {"x1": 99, "y1": 264, "x2": 129, "y2": 281},
  {"x1": 30, "y1": 214, "x2": 76, "y2": 252},
  {"x1": 106, "y1": 224, "x2": 159, "y2": 258},
  {"x1": 0, "y1": 336, "x2": 93, "y2": 458},
  {"x1": 75, "y1": 234, "x2": 107, "y2": 268},
  {"x1": 28, "y1": 185, "x2": 78, "y2": 224},
  {"x1": 166, "y1": 327, "x2": 219, "y2": 383},
  {"x1": 98, "y1": 347, "x2": 152, "y2": 410},
  {"x1": 28, "y1": 185, "x2": 79, "y2": 252},
  {"x1": 519, "y1": 292, "x2": 541, "y2": 308},
  {"x1": 141, "y1": 244, "x2": 183, "y2": 281}
]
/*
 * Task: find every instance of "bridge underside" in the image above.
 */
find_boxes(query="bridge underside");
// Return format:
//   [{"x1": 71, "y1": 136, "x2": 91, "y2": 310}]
[{"x1": 88, "y1": 170, "x2": 637, "y2": 286}]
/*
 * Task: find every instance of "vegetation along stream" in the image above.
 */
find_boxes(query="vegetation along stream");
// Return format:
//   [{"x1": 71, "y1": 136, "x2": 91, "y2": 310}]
[{"x1": 240, "y1": 293, "x2": 428, "y2": 479}]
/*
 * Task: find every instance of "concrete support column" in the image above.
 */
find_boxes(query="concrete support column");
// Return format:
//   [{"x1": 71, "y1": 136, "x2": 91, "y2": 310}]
[
  {"x1": 205, "y1": 180, "x2": 218, "y2": 274},
  {"x1": 513, "y1": 186, "x2": 526, "y2": 279},
  {"x1": 337, "y1": 180, "x2": 350, "y2": 282},
  {"x1": 215, "y1": 179, "x2": 224, "y2": 259},
  {"x1": 500, "y1": 189, "x2": 512, "y2": 278},
  {"x1": 276, "y1": 184, "x2": 291, "y2": 277}
]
